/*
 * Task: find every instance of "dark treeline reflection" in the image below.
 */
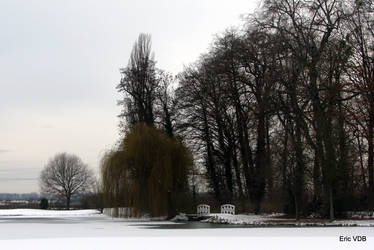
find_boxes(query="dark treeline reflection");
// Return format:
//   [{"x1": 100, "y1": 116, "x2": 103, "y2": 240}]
[{"x1": 103, "y1": 0, "x2": 374, "y2": 221}]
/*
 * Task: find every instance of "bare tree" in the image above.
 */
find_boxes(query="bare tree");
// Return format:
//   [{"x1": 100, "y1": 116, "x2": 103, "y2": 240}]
[
  {"x1": 39, "y1": 152, "x2": 95, "y2": 209},
  {"x1": 346, "y1": 0, "x2": 374, "y2": 207},
  {"x1": 117, "y1": 33, "x2": 157, "y2": 128},
  {"x1": 154, "y1": 70, "x2": 177, "y2": 138}
]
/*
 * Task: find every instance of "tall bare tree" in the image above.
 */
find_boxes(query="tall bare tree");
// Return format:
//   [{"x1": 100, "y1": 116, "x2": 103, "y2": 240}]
[
  {"x1": 39, "y1": 152, "x2": 95, "y2": 209},
  {"x1": 257, "y1": 0, "x2": 352, "y2": 221},
  {"x1": 117, "y1": 33, "x2": 157, "y2": 128},
  {"x1": 346, "y1": 0, "x2": 374, "y2": 207}
]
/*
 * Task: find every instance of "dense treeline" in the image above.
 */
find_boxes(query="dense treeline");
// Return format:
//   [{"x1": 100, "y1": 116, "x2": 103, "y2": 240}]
[
  {"x1": 104, "y1": 0, "x2": 373, "y2": 221},
  {"x1": 175, "y1": 0, "x2": 373, "y2": 220}
]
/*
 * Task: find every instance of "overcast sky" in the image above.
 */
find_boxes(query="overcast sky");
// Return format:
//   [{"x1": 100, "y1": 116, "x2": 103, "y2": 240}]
[{"x1": 0, "y1": 0, "x2": 259, "y2": 193}]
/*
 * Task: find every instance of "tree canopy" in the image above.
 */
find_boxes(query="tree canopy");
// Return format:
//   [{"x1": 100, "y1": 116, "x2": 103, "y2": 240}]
[
  {"x1": 107, "y1": 0, "x2": 374, "y2": 221},
  {"x1": 102, "y1": 124, "x2": 192, "y2": 218}
]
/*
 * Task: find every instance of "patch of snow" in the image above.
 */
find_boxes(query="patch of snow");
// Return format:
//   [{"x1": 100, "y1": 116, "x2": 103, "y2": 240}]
[
  {"x1": 0, "y1": 209, "x2": 100, "y2": 218},
  {"x1": 204, "y1": 213, "x2": 272, "y2": 225},
  {"x1": 203, "y1": 213, "x2": 374, "y2": 227},
  {"x1": 345, "y1": 211, "x2": 374, "y2": 219},
  {"x1": 308, "y1": 212, "x2": 322, "y2": 218},
  {"x1": 170, "y1": 213, "x2": 188, "y2": 222}
]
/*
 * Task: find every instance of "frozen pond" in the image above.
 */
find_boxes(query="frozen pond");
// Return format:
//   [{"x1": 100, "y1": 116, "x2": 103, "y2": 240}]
[{"x1": 0, "y1": 209, "x2": 373, "y2": 250}]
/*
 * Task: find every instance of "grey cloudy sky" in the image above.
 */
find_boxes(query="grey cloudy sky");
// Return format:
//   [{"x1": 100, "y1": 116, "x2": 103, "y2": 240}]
[{"x1": 0, "y1": 0, "x2": 258, "y2": 193}]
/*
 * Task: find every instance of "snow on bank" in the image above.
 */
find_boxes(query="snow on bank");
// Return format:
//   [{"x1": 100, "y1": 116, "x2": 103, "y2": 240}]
[
  {"x1": 170, "y1": 213, "x2": 188, "y2": 221},
  {"x1": 0, "y1": 211, "x2": 373, "y2": 250},
  {"x1": 346, "y1": 211, "x2": 374, "y2": 219},
  {"x1": 203, "y1": 213, "x2": 374, "y2": 227},
  {"x1": 204, "y1": 213, "x2": 278, "y2": 225},
  {"x1": 0, "y1": 209, "x2": 100, "y2": 218},
  {"x1": 3, "y1": 209, "x2": 373, "y2": 227}
]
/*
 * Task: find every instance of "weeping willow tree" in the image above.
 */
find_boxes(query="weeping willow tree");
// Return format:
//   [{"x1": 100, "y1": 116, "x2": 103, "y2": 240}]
[
  {"x1": 101, "y1": 150, "x2": 129, "y2": 216},
  {"x1": 101, "y1": 123, "x2": 192, "y2": 218}
]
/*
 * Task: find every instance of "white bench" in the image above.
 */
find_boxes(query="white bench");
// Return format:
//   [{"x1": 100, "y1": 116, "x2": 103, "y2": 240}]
[
  {"x1": 197, "y1": 204, "x2": 210, "y2": 215},
  {"x1": 220, "y1": 204, "x2": 235, "y2": 215}
]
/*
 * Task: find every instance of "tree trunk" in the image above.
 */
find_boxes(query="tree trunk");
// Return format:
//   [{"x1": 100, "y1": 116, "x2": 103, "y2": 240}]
[
  {"x1": 215, "y1": 110, "x2": 233, "y2": 199},
  {"x1": 254, "y1": 199, "x2": 261, "y2": 215},
  {"x1": 329, "y1": 185, "x2": 335, "y2": 222},
  {"x1": 253, "y1": 108, "x2": 266, "y2": 214},
  {"x1": 281, "y1": 125, "x2": 289, "y2": 212},
  {"x1": 234, "y1": 102, "x2": 254, "y2": 200},
  {"x1": 293, "y1": 122, "x2": 304, "y2": 221},
  {"x1": 163, "y1": 105, "x2": 174, "y2": 138},
  {"x1": 66, "y1": 196, "x2": 71, "y2": 210},
  {"x1": 167, "y1": 191, "x2": 176, "y2": 219},
  {"x1": 202, "y1": 106, "x2": 221, "y2": 202},
  {"x1": 265, "y1": 115, "x2": 273, "y2": 193},
  {"x1": 310, "y1": 66, "x2": 336, "y2": 220},
  {"x1": 295, "y1": 195, "x2": 300, "y2": 221},
  {"x1": 357, "y1": 136, "x2": 368, "y2": 192},
  {"x1": 313, "y1": 153, "x2": 322, "y2": 207},
  {"x1": 232, "y1": 144, "x2": 244, "y2": 200},
  {"x1": 368, "y1": 105, "x2": 374, "y2": 208}
]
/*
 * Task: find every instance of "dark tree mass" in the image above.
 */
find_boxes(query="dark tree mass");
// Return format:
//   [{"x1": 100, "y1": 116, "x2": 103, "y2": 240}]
[
  {"x1": 102, "y1": 34, "x2": 192, "y2": 218},
  {"x1": 101, "y1": 124, "x2": 192, "y2": 218},
  {"x1": 104, "y1": 0, "x2": 374, "y2": 220},
  {"x1": 117, "y1": 33, "x2": 158, "y2": 127}
]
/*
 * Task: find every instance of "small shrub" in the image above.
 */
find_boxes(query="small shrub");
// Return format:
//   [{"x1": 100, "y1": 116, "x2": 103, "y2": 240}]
[{"x1": 40, "y1": 198, "x2": 49, "y2": 209}]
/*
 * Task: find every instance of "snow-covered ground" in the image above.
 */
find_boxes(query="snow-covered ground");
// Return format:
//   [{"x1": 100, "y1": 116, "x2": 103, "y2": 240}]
[
  {"x1": 205, "y1": 213, "x2": 374, "y2": 226},
  {"x1": 0, "y1": 208, "x2": 101, "y2": 218},
  {"x1": 346, "y1": 211, "x2": 374, "y2": 219},
  {"x1": 0, "y1": 209, "x2": 373, "y2": 250}
]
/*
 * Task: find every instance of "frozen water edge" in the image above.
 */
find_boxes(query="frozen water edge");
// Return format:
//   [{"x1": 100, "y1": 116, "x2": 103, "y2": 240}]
[
  {"x1": 204, "y1": 213, "x2": 374, "y2": 227},
  {"x1": 0, "y1": 209, "x2": 373, "y2": 250},
  {"x1": 0, "y1": 208, "x2": 101, "y2": 218}
]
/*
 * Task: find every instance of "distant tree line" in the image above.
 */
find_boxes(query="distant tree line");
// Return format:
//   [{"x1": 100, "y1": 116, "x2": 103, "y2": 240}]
[
  {"x1": 0, "y1": 193, "x2": 40, "y2": 201},
  {"x1": 104, "y1": 0, "x2": 374, "y2": 221}
]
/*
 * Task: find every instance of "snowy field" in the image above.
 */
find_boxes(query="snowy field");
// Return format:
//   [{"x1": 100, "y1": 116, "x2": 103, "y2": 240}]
[{"x1": 0, "y1": 209, "x2": 373, "y2": 250}]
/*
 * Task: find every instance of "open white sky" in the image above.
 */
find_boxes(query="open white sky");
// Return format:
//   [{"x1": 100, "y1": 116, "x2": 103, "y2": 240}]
[{"x1": 0, "y1": 0, "x2": 259, "y2": 193}]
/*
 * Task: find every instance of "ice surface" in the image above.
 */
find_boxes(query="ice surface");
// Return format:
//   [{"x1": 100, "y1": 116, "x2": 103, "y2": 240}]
[{"x1": 0, "y1": 209, "x2": 373, "y2": 250}]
